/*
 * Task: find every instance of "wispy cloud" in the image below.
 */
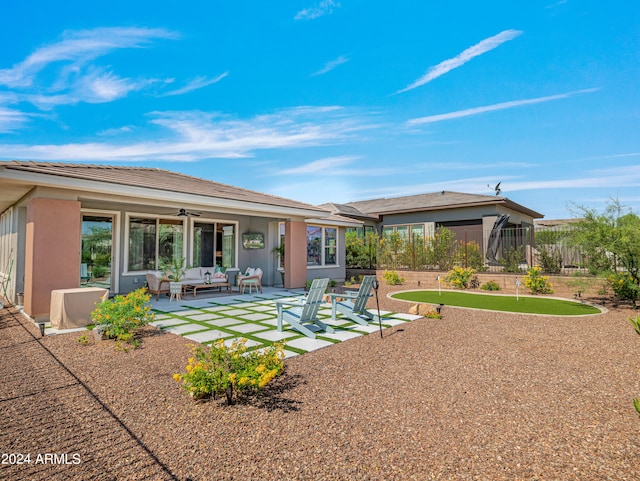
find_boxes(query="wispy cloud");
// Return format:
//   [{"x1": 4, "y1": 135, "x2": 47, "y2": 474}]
[
  {"x1": 407, "y1": 88, "x2": 599, "y2": 125},
  {"x1": 0, "y1": 106, "x2": 374, "y2": 162},
  {"x1": 396, "y1": 29, "x2": 523, "y2": 94},
  {"x1": 0, "y1": 27, "x2": 177, "y2": 89},
  {"x1": 546, "y1": 0, "x2": 568, "y2": 9},
  {"x1": 349, "y1": 166, "x2": 640, "y2": 202},
  {"x1": 295, "y1": 0, "x2": 340, "y2": 20},
  {"x1": 0, "y1": 107, "x2": 32, "y2": 133},
  {"x1": 97, "y1": 125, "x2": 134, "y2": 136},
  {"x1": 280, "y1": 156, "x2": 358, "y2": 174},
  {"x1": 161, "y1": 72, "x2": 229, "y2": 96},
  {"x1": 312, "y1": 56, "x2": 349, "y2": 76}
]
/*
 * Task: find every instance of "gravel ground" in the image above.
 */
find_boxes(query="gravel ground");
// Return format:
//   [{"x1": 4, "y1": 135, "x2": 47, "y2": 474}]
[{"x1": 2, "y1": 284, "x2": 640, "y2": 481}]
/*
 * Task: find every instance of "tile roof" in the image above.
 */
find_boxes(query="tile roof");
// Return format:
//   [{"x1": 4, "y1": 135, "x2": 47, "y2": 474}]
[
  {"x1": 0, "y1": 161, "x2": 328, "y2": 213},
  {"x1": 318, "y1": 202, "x2": 379, "y2": 221},
  {"x1": 345, "y1": 190, "x2": 543, "y2": 218}
]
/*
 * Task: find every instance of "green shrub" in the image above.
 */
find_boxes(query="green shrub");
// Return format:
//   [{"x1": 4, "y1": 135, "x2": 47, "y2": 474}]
[
  {"x1": 454, "y1": 240, "x2": 487, "y2": 271},
  {"x1": 444, "y1": 267, "x2": 477, "y2": 289},
  {"x1": 90, "y1": 288, "x2": 155, "y2": 347},
  {"x1": 174, "y1": 339, "x2": 285, "y2": 404},
  {"x1": 500, "y1": 246, "x2": 525, "y2": 273},
  {"x1": 524, "y1": 266, "x2": 554, "y2": 294},
  {"x1": 91, "y1": 265, "x2": 107, "y2": 278},
  {"x1": 382, "y1": 270, "x2": 404, "y2": 285},
  {"x1": 608, "y1": 273, "x2": 639, "y2": 307},
  {"x1": 481, "y1": 280, "x2": 501, "y2": 291}
]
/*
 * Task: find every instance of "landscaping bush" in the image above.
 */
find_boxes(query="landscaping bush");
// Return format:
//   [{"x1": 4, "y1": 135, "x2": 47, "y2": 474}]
[
  {"x1": 500, "y1": 246, "x2": 525, "y2": 273},
  {"x1": 453, "y1": 240, "x2": 486, "y2": 271},
  {"x1": 427, "y1": 227, "x2": 456, "y2": 271},
  {"x1": 608, "y1": 273, "x2": 639, "y2": 307},
  {"x1": 382, "y1": 269, "x2": 404, "y2": 285},
  {"x1": 445, "y1": 267, "x2": 477, "y2": 289},
  {"x1": 91, "y1": 288, "x2": 155, "y2": 349},
  {"x1": 346, "y1": 230, "x2": 378, "y2": 269},
  {"x1": 481, "y1": 280, "x2": 501, "y2": 291},
  {"x1": 524, "y1": 266, "x2": 554, "y2": 294},
  {"x1": 174, "y1": 339, "x2": 285, "y2": 404}
]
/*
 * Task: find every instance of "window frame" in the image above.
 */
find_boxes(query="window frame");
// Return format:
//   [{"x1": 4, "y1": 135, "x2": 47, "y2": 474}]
[
  {"x1": 124, "y1": 213, "x2": 187, "y2": 274},
  {"x1": 306, "y1": 224, "x2": 339, "y2": 269}
]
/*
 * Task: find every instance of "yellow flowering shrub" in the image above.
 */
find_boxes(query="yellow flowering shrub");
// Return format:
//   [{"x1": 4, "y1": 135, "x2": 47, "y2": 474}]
[
  {"x1": 90, "y1": 288, "x2": 155, "y2": 346},
  {"x1": 524, "y1": 266, "x2": 554, "y2": 294},
  {"x1": 444, "y1": 266, "x2": 478, "y2": 289},
  {"x1": 608, "y1": 273, "x2": 639, "y2": 306},
  {"x1": 174, "y1": 338, "x2": 285, "y2": 404}
]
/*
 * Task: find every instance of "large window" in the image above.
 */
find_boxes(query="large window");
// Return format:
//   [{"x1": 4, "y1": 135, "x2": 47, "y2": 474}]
[
  {"x1": 128, "y1": 217, "x2": 184, "y2": 271},
  {"x1": 307, "y1": 225, "x2": 338, "y2": 267},
  {"x1": 193, "y1": 221, "x2": 236, "y2": 268}
]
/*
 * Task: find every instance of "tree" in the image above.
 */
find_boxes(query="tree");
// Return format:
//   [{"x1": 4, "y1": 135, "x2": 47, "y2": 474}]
[{"x1": 571, "y1": 199, "x2": 640, "y2": 304}]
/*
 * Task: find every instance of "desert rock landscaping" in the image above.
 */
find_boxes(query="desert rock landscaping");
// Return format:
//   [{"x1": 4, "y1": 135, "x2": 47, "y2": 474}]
[{"x1": 2, "y1": 283, "x2": 640, "y2": 480}]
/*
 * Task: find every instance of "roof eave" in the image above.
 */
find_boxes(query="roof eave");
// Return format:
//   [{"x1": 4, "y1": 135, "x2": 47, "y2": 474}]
[{"x1": 0, "y1": 167, "x2": 330, "y2": 219}]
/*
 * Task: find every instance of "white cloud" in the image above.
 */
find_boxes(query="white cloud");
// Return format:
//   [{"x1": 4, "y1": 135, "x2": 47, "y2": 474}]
[
  {"x1": 97, "y1": 125, "x2": 134, "y2": 136},
  {"x1": 396, "y1": 29, "x2": 523, "y2": 94},
  {"x1": 312, "y1": 56, "x2": 349, "y2": 76},
  {"x1": 295, "y1": 0, "x2": 340, "y2": 20},
  {"x1": 0, "y1": 106, "x2": 373, "y2": 162},
  {"x1": 161, "y1": 72, "x2": 229, "y2": 96},
  {"x1": 0, "y1": 27, "x2": 177, "y2": 89},
  {"x1": 0, "y1": 107, "x2": 32, "y2": 133},
  {"x1": 407, "y1": 88, "x2": 599, "y2": 125}
]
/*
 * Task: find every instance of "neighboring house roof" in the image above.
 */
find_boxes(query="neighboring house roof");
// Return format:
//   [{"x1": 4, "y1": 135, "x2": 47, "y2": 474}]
[
  {"x1": 534, "y1": 218, "x2": 581, "y2": 228},
  {"x1": 0, "y1": 161, "x2": 329, "y2": 218},
  {"x1": 319, "y1": 202, "x2": 379, "y2": 222},
  {"x1": 344, "y1": 190, "x2": 543, "y2": 219}
]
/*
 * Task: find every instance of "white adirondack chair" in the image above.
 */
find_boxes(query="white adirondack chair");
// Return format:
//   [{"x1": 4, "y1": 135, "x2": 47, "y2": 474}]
[
  {"x1": 275, "y1": 278, "x2": 335, "y2": 339},
  {"x1": 330, "y1": 275, "x2": 379, "y2": 326}
]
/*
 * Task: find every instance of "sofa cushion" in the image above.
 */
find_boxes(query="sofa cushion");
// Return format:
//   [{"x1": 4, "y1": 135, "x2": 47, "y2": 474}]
[{"x1": 184, "y1": 267, "x2": 203, "y2": 279}]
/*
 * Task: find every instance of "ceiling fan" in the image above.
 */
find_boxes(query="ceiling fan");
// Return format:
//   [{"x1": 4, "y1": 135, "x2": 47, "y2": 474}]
[{"x1": 166, "y1": 208, "x2": 202, "y2": 217}]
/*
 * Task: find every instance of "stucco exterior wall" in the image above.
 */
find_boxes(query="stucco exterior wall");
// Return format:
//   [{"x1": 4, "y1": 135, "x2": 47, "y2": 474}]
[
  {"x1": 284, "y1": 221, "x2": 307, "y2": 289},
  {"x1": 25, "y1": 198, "x2": 81, "y2": 319}
]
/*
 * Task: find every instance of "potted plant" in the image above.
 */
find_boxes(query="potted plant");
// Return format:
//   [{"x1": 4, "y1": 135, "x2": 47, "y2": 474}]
[{"x1": 160, "y1": 257, "x2": 190, "y2": 299}]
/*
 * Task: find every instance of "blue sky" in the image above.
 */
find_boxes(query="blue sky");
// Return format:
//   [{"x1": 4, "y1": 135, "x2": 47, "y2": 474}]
[{"x1": 1, "y1": 1, "x2": 639, "y2": 219}]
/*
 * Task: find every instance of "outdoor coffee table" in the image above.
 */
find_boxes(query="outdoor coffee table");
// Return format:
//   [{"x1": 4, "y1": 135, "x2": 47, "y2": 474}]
[{"x1": 184, "y1": 282, "x2": 231, "y2": 298}]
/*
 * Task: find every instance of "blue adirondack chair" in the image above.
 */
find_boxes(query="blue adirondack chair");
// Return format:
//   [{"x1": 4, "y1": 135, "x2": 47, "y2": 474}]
[
  {"x1": 275, "y1": 278, "x2": 335, "y2": 339},
  {"x1": 329, "y1": 275, "x2": 379, "y2": 326}
]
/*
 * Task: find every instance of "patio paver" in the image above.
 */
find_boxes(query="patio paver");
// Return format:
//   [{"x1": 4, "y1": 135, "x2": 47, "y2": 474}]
[
  {"x1": 149, "y1": 287, "x2": 416, "y2": 356},
  {"x1": 183, "y1": 329, "x2": 228, "y2": 343}
]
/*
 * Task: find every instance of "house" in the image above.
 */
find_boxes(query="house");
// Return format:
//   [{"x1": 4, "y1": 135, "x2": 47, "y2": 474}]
[
  {"x1": 323, "y1": 190, "x2": 544, "y2": 263},
  {"x1": 0, "y1": 161, "x2": 358, "y2": 320}
]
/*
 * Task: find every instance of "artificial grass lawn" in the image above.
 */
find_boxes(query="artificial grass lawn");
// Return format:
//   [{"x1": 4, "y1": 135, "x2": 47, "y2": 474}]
[{"x1": 391, "y1": 290, "x2": 602, "y2": 316}]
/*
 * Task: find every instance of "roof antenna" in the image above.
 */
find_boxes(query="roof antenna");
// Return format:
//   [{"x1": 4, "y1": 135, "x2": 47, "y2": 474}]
[{"x1": 487, "y1": 182, "x2": 502, "y2": 195}]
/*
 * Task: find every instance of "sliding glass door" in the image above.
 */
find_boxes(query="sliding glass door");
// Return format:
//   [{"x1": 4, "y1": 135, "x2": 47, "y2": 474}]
[
  {"x1": 193, "y1": 222, "x2": 236, "y2": 268},
  {"x1": 81, "y1": 215, "x2": 114, "y2": 290}
]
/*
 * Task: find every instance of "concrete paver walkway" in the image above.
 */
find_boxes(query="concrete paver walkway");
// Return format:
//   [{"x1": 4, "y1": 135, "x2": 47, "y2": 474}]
[{"x1": 146, "y1": 287, "x2": 421, "y2": 356}]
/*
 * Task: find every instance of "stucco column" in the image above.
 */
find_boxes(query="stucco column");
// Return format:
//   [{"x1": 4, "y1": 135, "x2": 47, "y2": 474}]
[
  {"x1": 284, "y1": 221, "x2": 307, "y2": 289},
  {"x1": 25, "y1": 198, "x2": 81, "y2": 319}
]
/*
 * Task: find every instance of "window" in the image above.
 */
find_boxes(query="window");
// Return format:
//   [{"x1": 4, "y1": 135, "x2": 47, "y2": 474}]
[
  {"x1": 325, "y1": 228, "x2": 337, "y2": 265},
  {"x1": 193, "y1": 221, "x2": 236, "y2": 268},
  {"x1": 307, "y1": 225, "x2": 338, "y2": 267},
  {"x1": 128, "y1": 217, "x2": 184, "y2": 271}
]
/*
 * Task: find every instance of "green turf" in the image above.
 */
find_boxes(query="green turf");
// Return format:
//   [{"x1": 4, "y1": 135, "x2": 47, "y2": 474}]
[{"x1": 391, "y1": 290, "x2": 602, "y2": 315}]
